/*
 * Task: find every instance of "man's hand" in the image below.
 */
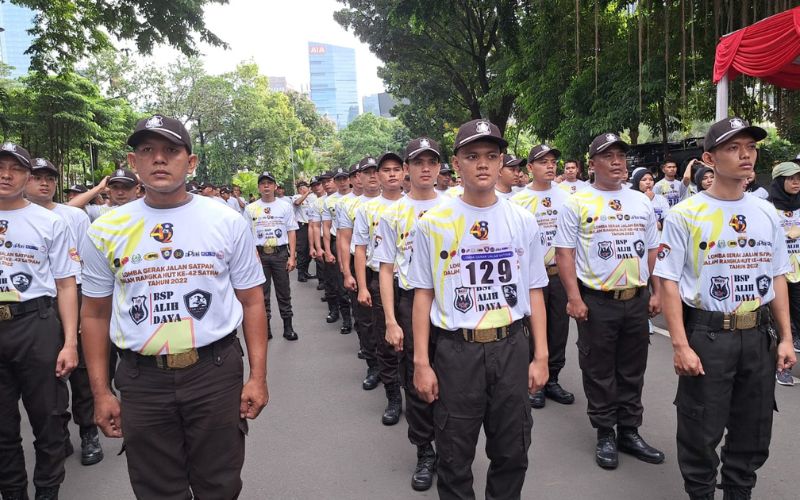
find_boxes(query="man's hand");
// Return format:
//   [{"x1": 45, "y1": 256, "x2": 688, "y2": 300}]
[
  {"x1": 324, "y1": 251, "x2": 336, "y2": 264},
  {"x1": 777, "y1": 339, "x2": 798, "y2": 372},
  {"x1": 286, "y1": 257, "x2": 296, "y2": 272},
  {"x1": 55, "y1": 346, "x2": 78, "y2": 378},
  {"x1": 94, "y1": 392, "x2": 123, "y2": 438},
  {"x1": 648, "y1": 292, "x2": 662, "y2": 317},
  {"x1": 529, "y1": 358, "x2": 549, "y2": 394},
  {"x1": 566, "y1": 297, "x2": 589, "y2": 321},
  {"x1": 385, "y1": 322, "x2": 404, "y2": 352},
  {"x1": 343, "y1": 274, "x2": 357, "y2": 292},
  {"x1": 357, "y1": 288, "x2": 372, "y2": 307},
  {"x1": 414, "y1": 365, "x2": 438, "y2": 403},
  {"x1": 97, "y1": 176, "x2": 109, "y2": 190},
  {"x1": 240, "y1": 377, "x2": 269, "y2": 419},
  {"x1": 644, "y1": 188, "x2": 655, "y2": 200},
  {"x1": 673, "y1": 345, "x2": 704, "y2": 376}
]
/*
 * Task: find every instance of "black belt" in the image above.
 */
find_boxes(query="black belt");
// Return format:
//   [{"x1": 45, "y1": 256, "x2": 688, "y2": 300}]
[
  {"x1": 0, "y1": 296, "x2": 53, "y2": 322},
  {"x1": 579, "y1": 283, "x2": 644, "y2": 301},
  {"x1": 393, "y1": 277, "x2": 414, "y2": 298},
  {"x1": 685, "y1": 305, "x2": 771, "y2": 331},
  {"x1": 298, "y1": 222, "x2": 308, "y2": 226},
  {"x1": 122, "y1": 332, "x2": 237, "y2": 370},
  {"x1": 256, "y1": 244, "x2": 288, "y2": 255},
  {"x1": 440, "y1": 319, "x2": 523, "y2": 343}
]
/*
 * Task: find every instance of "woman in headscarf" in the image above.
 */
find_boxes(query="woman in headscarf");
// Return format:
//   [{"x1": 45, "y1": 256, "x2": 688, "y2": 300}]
[
  {"x1": 768, "y1": 161, "x2": 800, "y2": 386},
  {"x1": 630, "y1": 167, "x2": 670, "y2": 231},
  {"x1": 693, "y1": 166, "x2": 714, "y2": 193}
]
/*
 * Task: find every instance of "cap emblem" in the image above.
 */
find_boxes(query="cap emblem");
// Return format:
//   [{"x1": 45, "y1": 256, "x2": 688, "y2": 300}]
[
  {"x1": 605, "y1": 134, "x2": 617, "y2": 142},
  {"x1": 541, "y1": 145, "x2": 550, "y2": 152},
  {"x1": 420, "y1": 138, "x2": 430, "y2": 148},
  {"x1": 2, "y1": 143, "x2": 16, "y2": 152},
  {"x1": 367, "y1": 158, "x2": 376, "y2": 165},
  {"x1": 145, "y1": 116, "x2": 164, "y2": 129},
  {"x1": 35, "y1": 158, "x2": 47, "y2": 167},
  {"x1": 729, "y1": 118, "x2": 744, "y2": 129},
  {"x1": 476, "y1": 121, "x2": 491, "y2": 134}
]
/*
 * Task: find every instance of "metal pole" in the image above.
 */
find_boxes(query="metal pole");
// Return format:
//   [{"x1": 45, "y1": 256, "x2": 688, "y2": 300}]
[
  {"x1": 88, "y1": 143, "x2": 94, "y2": 186},
  {"x1": 289, "y1": 135, "x2": 296, "y2": 189},
  {"x1": 715, "y1": 73, "x2": 729, "y2": 121}
]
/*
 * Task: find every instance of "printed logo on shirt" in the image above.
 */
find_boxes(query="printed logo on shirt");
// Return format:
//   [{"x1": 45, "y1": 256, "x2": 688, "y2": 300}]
[
  {"x1": 756, "y1": 275, "x2": 771, "y2": 297},
  {"x1": 608, "y1": 199, "x2": 622, "y2": 211},
  {"x1": 161, "y1": 247, "x2": 173, "y2": 260},
  {"x1": 144, "y1": 252, "x2": 159, "y2": 261},
  {"x1": 502, "y1": 284, "x2": 518, "y2": 307},
  {"x1": 264, "y1": 207, "x2": 271, "y2": 214},
  {"x1": 184, "y1": 290, "x2": 212, "y2": 320},
  {"x1": 454, "y1": 287, "x2": 474, "y2": 313},
  {"x1": 174, "y1": 249, "x2": 184, "y2": 259},
  {"x1": 784, "y1": 210, "x2": 794, "y2": 218},
  {"x1": 130, "y1": 296, "x2": 148, "y2": 324},
  {"x1": 634, "y1": 240, "x2": 645, "y2": 258},
  {"x1": 656, "y1": 243, "x2": 671, "y2": 260},
  {"x1": 598, "y1": 241, "x2": 614, "y2": 260},
  {"x1": 0, "y1": 220, "x2": 7, "y2": 235},
  {"x1": 709, "y1": 276, "x2": 731, "y2": 301},
  {"x1": 69, "y1": 247, "x2": 80, "y2": 262},
  {"x1": 728, "y1": 215, "x2": 747, "y2": 233},
  {"x1": 542, "y1": 197, "x2": 552, "y2": 208},
  {"x1": 150, "y1": 222, "x2": 174, "y2": 243},
  {"x1": 275, "y1": 229, "x2": 283, "y2": 239},
  {"x1": 374, "y1": 235, "x2": 382, "y2": 248},
  {"x1": 469, "y1": 221, "x2": 489, "y2": 240},
  {"x1": 737, "y1": 237, "x2": 747, "y2": 248},
  {"x1": 10, "y1": 273, "x2": 31, "y2": 292}
]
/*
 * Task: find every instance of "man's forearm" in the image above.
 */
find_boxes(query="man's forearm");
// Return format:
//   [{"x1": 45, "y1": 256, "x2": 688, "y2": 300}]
[
  {"x1": 236, "y1": 287, "x2": 268, "y2": 381},
  {"x1": 412, "y1": 289, "x2": 434, "y2": 367},
  {"x1": 68, "y1": 186, "x2": 103, "y2": 208},
  {"x1": 379, "y1": 264, "x2": 397, "y2": 325},
  {"x1": 80, "y1": 296, "x2": 113, "y2": 397},
  {"x1": 661, "y1": 279, "x2": 689, "y2": 348},
  {"x1": 322, "y1": 221, "x2": 332, "y2": 254},
  {"x1": 770, "y1": 275, "x2": 793, "y2": 342},
  {"x1": 288, "y1": 231, "x2": 296, "y2": 257},
  {"x1": 355, "y1": 246, "x2": 368, "y2": 290},
  {"x1": 529, "y1": 288, "x2": 548, "y2": 360},
  {"x1": 55, "y1": 277, "x2": 78, "y2": 348},
  {"x1": 338, "y1": 229, "x2": 353, "y2": 274},
  {"x1": 556, "y1": 248, "x2": 581, "y2": 299}
]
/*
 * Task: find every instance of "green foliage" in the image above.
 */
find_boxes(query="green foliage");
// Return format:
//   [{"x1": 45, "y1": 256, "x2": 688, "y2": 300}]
[
  {"x1": 334, "y1": 113, "x2": 411, "y2": 167},
  {"x1": 232, "y1": 171, "x2": 259, "y2": 198}
]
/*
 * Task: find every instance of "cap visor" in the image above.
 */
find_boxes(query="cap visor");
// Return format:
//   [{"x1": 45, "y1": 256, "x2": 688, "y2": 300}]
[
  {"x1": 128, "y1": 129, "x2": 188, "y2": 150},
  {"x1": 455, "y1": 136, "x2": 508, "y2": 152},
  {"x1": 0, "y1": 151, "x2": 31, "y2": 169},
  {"x1": 406, "y1": 147, "x2": 441, "y2": 162}
]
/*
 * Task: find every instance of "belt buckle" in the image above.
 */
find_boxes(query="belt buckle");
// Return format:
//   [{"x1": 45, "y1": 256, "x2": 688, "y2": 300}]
[
  {"x1": 546, "y1": 266, "x2": 558, "y2": 276},
  {"x1": 166, "y1": 349, "x2": 200, "y2": 369},
  {"x1": 615, "y1": 288, "x2": 637, "y2": 301},
  {"x1": 722, "y1": 315, "x2": 733, "y2": 330},
  {"x1": 0, "y1": 305, "x2": 11, "y2": 321},
  {"x1": 473, "y1": 328, "x2": 497, "y2": 343},
  {"x1": 263, "y1": 246, "x2": 275, "y2": 255},
  {"x1": 735, "y1": 311, "x2": 758, "y2": 330}
]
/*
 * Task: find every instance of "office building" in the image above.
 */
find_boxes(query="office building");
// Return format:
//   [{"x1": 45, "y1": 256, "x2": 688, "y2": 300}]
[
  {"x1": 362, "y1": 92, "x2": 399, "y2": 118},
  {"x1": 0, "y1": 3, "x2": 34, "y2": 78},
  {"x1": 269, "y1": 76, "x2": 288, "y2": 92},
  {"x1": 308, "y1": 42, "x2": 358, "y2": 129}
]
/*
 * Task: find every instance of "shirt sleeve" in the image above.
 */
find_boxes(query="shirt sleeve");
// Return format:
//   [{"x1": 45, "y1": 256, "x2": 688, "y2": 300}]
[
  {"x1": 406, "y1": 218, "x2": 434, "y2": 289},
  {"x1": 645, "y1": 202, "x2": 659, "y2": 249},
  {"x1": 525, "y1": 216, "x2": 549, "y2": 289},
  {"x1": 553, "y1": 197, "x2": 579, "y2": 248},
  {"x1": 321, "y1": 201, "x2": 332, "y2": 221},
  {"x1": 352, "y1": 206, "x2": 370, "y2": 246},
  {"x1": 372, "y1": 213, "x2": 397, "y2": 264},
  {"x1": 85, "y1": 204, "x2": 100, "y2": 222},
  {"x1": 652, "y1": 211, "x2": 687, "y2": 282},
  {"x1": 72, "y1": 209, "x2": 91, "y2": 257},
  {"x1": 80, "y1": 231, "x2": 115, "y2": 297},
  {"x1": 227, "y1": 216, "x2": 266, "y2": 289},
  {"x1": 771, "y1": 211, "x2": 792, "y2": 277},
  {"x1": 285, "y1": 205, "x2": 298, "y2": 231},
  {"x1": 49, "y1": 216, "x2": 80, "y2": 279}
]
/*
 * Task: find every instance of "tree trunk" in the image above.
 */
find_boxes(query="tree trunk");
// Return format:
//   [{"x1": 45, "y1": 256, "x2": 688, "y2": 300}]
[
  {"x1": 714, "y1": 0, "x2": 720, "y2": 43},
  {"x1": 681, "y1": 0, "x2": 687, "y2": 109},
  {"x1": 594, "y1": 0, "x2": 599, "y2": 94},
  {"x1": 638, "y1": 3, "x2": 643, "y2": 114},
  {"x1": 576, "y1": 0, "x2": 581, "y2": 73}
]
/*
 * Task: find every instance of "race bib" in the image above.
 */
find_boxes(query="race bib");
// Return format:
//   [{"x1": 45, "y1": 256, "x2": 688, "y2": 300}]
[{"x1": 459, "y1": 243, "x2": 518, "y2": 287}]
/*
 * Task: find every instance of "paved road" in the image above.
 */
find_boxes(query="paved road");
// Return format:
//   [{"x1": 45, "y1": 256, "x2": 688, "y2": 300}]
[{"x1": 19, "y1": 273, "x2": 800, "y2": 499}]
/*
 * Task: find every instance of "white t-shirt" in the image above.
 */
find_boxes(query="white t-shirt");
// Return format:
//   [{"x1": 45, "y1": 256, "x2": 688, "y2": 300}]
[
  {"x1": 444, "y1": 186, "x2": 464, "y2": 198},
  {"x1": 654, "y1": 192, "x2": 790, "y2": 313},
  {"x1": 52, "y1": 204, "x2": 90, "y2": 285},
  {"x1": 244, "y1": 199, "x2": 298, "y2": 247},
  {"x1": 85, "y1": 204, "x2": 115, "y2": 222},
  {"x1": 776, "y1": 207, "x2": 800, "y2": 283},
  {"x1": 333, "y1": 192, "x2": 358, "y2": 230},
  {"x1": 292, "y1": 193, "x2": 315, "y2": 224},
  {"x1": 650, "y1": 193, "x2": 671, "y2": 230},
  {"x1": 308, "y1": 195, "x2": 325, "y2": 223},
  {"x1": 654, "y1": 178, "x2": 688, "y2": 207},
  {"x1": 0, "y1": 203, "x2": 80, "y2": 302},
  {"x1": 353, "y1": 195, "x2": 397, "y2": 271},
  {"x1": 747, "y1": 187, "x2": 769, "y2": 200},
  {"x1": 558, "y1": 179, "x2": 587, "y2": 195},
  {"x1": 322, "y1": 192, "x2": 344, "y2": 237},
  {"x1": 511, "y1": 185, "x2": 569, "y2": 267},
  {"x1": 81, "y1": 195, "x2": 265, "y2": 354},
  {"x1": 495, "y1": 189, "x2": 515, "y2": 200},
  {"x1": 407, "y1": 196, "x2": 548, "y2": 330},
  {"x1": 373, "y1": 193, "x2": 443, "y2": 289},
  {"x1": 227, "y1": 196, "x2": 245, "y2": 213},
  {"x1": 553, "y1": 185, "x2": 659, "y2": 291}
]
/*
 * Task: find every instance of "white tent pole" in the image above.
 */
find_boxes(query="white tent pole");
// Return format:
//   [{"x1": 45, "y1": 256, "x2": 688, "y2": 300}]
[{"x1": 716, "y1": 72, "x2": 729, "y2": 120}]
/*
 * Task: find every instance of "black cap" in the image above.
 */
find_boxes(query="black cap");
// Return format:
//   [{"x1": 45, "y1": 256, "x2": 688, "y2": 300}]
[
  {"x1": 296, "y1": 180, "x2": 309, "y2": 188},
  {"x1": 439, "y1": 163, "x2": 453, "y2": 175},
  {"x1": 309, "y1": 176, "x2": 321, "y2": 186},
  {"x1": 318, "y1": 171, "x2": 334, "y2": 180},
  {"x1": 128, "y1": 115, "x2": 192, "y2": 153},
  {"x1": 703, "y1": 117, "x2": 767, "y2": 152},
  {"x1": 198, "y1": 181, "x2": 214, "y2": 190},
  {"x1": 453, "y1": 119, "x2": 508, "y2": 152},
  {"x1": 65, "y1": 184, "x2": 87, "y2": 194},
  {"x1": 220, "y1": 186, "x2": 231, "y2": 194},
  {"x1": 378, "y1": 152, "x2": 403, "y2": 168},
  {"x1": 258, "y1": 171, "x2": 276, "y2": 183},
  {"x1": 348, "y1": 163, "x2": 360, "y2": 176},
  {"x1": 108, "y1": 168, "x2": 138, "y2": 186},
  {"x1": 404, "y1": 137, "x2": 441, "y2": 161},
  {"x1": 588, "y1": 133, "x2": 629, "y2": 158},
  {"x1": 357, "y1": 156, "x2": 379, "y2": 171},
  {"x1": 31, "y1": 158, "x2": 58, "y2": 176},
  {"x1": 527, "y1": 144, "x2": 561, "y2": 162},
  {"x1": 332, "y1": 167, "x2": 349, "y2": 179},
  {"x1": 503, "y1": 154, "x2": 527, "y2": 168},
  {"x1": 0, "y1": 142, "x2": 32, "y2": 169}
]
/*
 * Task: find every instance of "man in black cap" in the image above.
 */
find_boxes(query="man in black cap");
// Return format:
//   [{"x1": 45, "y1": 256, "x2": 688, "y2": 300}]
[
  {"x1": 0, "y1": 143, "x2": 80, "y2": 500},
  {"x1": 496, "y1": 154, "x2": 525, "y2": 198},
  {"x1": 81, "y1": 114, "x2": 269, "y2": 499},
  {"x1": 245, "y1": 171, "x2": 299, "y2": 341},
  {"x1": 320, "y1": 169, "x2": 351, "y2": 328},
  {"x1": 554, "y1": 132, "x2": 665, "y2": 470},
  {"x1": 656, "y1": 117, "x2": 796, "y2": 500},
  {"x1": 292, "y1": 180, "x2": 314, "y2": 282},
  {"x1": 434, "y1": 164, "x2": 453, "y2": 195},
  {"x1": 68, "y1": 168, "x2": 139, "y2": 221},
  {"x1": 24, "y1": 158, "x2": 105, "y2": 467},
  {"x1": 65, "y1": 184, "x2": 88, "y2": 202},
  {"x1": 408, "y1": 120, "x2": 549, "y2": 499}
]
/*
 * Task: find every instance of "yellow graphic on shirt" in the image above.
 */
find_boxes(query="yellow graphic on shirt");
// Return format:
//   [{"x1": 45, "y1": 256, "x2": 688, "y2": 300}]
[
  {"x1": 384, "y1": 198, "x2": 431, "y2": 289},
  {"x1": 360, "y1": 197, "x2": 393, "y2": 270},
  {"x1": 777, "y1": 208, "x2": 800, "y2": 283},
  {"x1": 511, "y1": 189, "x2": 556, "y2": 265},
  {"x1": 139, "y1": 319, "x2": 196, "y2": 355},
  {"x1": 0, "y1": 290, "x2": 21, "y2": 302},
  {"x1": 314, "y1": 196, "x2": 326, "y2": 216},
  {"x1": 444, "y1": 186, "x2": 463, "y2": 198}
]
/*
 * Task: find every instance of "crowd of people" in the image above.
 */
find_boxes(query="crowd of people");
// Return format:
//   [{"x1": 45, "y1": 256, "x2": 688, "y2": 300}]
[{"x1": 0, "y1": 113, "x2": 797, "y2": 500}]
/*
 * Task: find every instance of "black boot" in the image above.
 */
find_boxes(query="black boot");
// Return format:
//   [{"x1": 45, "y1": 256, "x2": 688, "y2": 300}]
[
  {"x1": 544, "y1": 379, "x2": 575, "y2": 405},
  {"x1": 297, "y1": 271, "x2": 308, "y2": 283},
  {"x1": 411, "y1": 443, "x2": 436, "y2": 491},
  {"x1": 282, "y1": 318, "x2": 299, "y2": 341},
  {"x1": 326, "y1": 305, "x2": 340, "y2": 323},
  {"x1": 722, "y1": 487, "x2": 752, "y2": 500},
  {"x1": 382, "y1": 383, "x2": 402, "y2": 425},
  {"x1": 595, "y1": 427, "x2": 618, "y2": 469},
  {"x1": 362, "y1": 364, "x2": 380, "y2": 390},
  {"x1": 340, "y1": 310, "x2": 352, "y2": 335},
  {"x1": 529, "y1": 390, "x2": 545, "y2": 409},
  {"x1": 316, "y1": 282, "x2": 325, "y2": 290},
  {"x1": 617, "y1": 426, "x2": 665, "y2": 464},
  {"x1": 2, "y1": 489, "x2": 29, "y2": 500},
  {"x1": 79, "y1": 427, "x2": 104, "y2": 466},
  {"x1": 34, "y1": 487, "x2": 58, "y2": 500}
]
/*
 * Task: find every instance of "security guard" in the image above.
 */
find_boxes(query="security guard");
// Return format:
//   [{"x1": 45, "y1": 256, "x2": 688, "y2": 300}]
[
  {"x1": 554, "y1": 132, "x2": 664, "y2": 470},
  {"x1": 331, "y1": 163, "x2": 365, "y2": 335},
  {"x1": 80, "y1": 115, "x2": 269, "y2": 499},
  {"x1": 511, "y1": 144, "x2": 576, "y2": 409},
  {"x1": 68, "y1": 168, "x2": 139, "y2": 221},
  {"x1": 245, "y1": 171, "x2": 299, "y2": 341},
  {"x1": 23, "y1": 157, "x2": 104, "y2": 467},
  {"x1": 292, "y1": 180, "x2": 314, "y2": 282},
  {"x1": 318, "y1": 171, "x2": 350, "y2": 325},
  {"x1": 495, "y1": 154, "x2": 523, "y2": 198},
  {"x1": 354, "y1": 152, "x2": 405, "y2": 421},
  {"x1": 307, "y1": 175, "x2": 326, "y2": 286},
  {"x1": 0, "y1": 143, "x2": 80, "y2": 500},
  {"x1": 655, "y1": 117, "x2": 797, "y2": 500},
  {"x1": 373, "y1": 137, "x2": 443, "y2": 491},
  {"x1": 407, "y1": 119, "x2": 549, "y2": 499}
]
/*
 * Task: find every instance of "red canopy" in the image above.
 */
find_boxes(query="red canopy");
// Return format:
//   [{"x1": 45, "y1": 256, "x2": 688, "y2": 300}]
[{"x1": 713, "y1": 6, "x2": 800, "y2": 89}]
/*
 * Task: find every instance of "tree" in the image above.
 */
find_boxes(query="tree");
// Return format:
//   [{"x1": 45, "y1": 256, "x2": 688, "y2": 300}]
[{"x1": 334, "y1": 113, "x2": 411, "y2": 167}]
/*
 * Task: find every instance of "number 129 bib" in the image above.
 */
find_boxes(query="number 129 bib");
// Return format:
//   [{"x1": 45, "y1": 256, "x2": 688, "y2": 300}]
[{"x1": 460, "y1": 243, "x2": 519, "y2": 287}]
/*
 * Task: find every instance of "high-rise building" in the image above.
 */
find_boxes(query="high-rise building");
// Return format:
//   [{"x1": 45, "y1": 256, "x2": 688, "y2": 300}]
[
  {"x1": 362, "y1": 92, "x2": 399, "y2": 118},
  {"x1": 362, "y1": 94, "x2": 380, "y2": 116},
  {"x1": 308, "y1": 42, "x2": 358, "y2": 129},
  {"x1": 0, "y1": 4, "x2": 34, "y2": 78},
  {"x1": 268, "y1": 76, "x2": 288, "y2": 92}
]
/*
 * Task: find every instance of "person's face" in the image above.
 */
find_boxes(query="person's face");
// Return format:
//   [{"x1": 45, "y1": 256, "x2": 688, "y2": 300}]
[
  {"x1": 349, "y1": 174, "x2": 362, "y2": 190},
  {"x1": 297, "y1": 185, "x2": 309, "y2": 195},
  {"x1": 563, "y1": 162, "x2": 579, "y2": 181},
  {"x1": 25, "y1": 172, "x2": 57, "y2": 203},
  {"x1": 784, "y1": 173, "x2": 800, "y2": 195},
  {"x1": 233, "y1": 186, "x2": 241, "y2": 197},
  {"x1": 638, "y1": 173, "x2": 655, "y2": 192},
  {"x1": 406, "y1": 152, "x2": 438, "y2": 190},
  {"x1": 66, "y1": 191, "x2": 80, "y2": 201},
  {"x1": 436, "y1": 172, "x2": 451, "y2": 188},
  {"x1": 220, "y1": 191, "x2": 230, "y2": 200},
  {"x1": 0, "y1": 157, "x2": 29, "y2": 199},
  {"x1": 515, "y1": 169, "x2": 528, "y2": 186},
  {"x1": 529, "y1": 153, "x2": 558, "y2": 182},
  {"x1": 276, "y1": 187, "x2": 285, "y2": 197},
  {"x1": 322, "y1": 177, "x2": 335, "y2": 194},
  {"x1": 258, "y1": 179, "x2": 277, "y2": 197},
  {"x1": 702, "y1": 134, "x2": 757, "y2": 182},
  {"x1": 662, "y1": 162, "x2": 678, "y2": 178},
  {"x1": 107, "y1": 181, "x2": 138, "y2": 205},
  {"x1": 455, "y1": 176, "x2": 462, "y2": 186},
  {"x1": 452, "y1": 141, "x2": 502, "y2": 193},
  {"x1": 311, "y1": 183, "x2": 324, "y2": 196},
  {"x1": 201, "y1": 186, "x2": 213, "y2": 196},
  {"x1": 127, "y1": 134, "x2": 197, "y2": 196},
  {"x1": 334, "y1": 176, "x2": 349, "y2": 191},
  {"x1": 498, "y1": 165, "x2": 518, "y2": 187},
  {"x1": 378, "y1": 160, "x2": 403, "y2": 191},
  {"x1": 701, "y1": 171, "x2": 715, "y2": 190},
  {"x1": 360, "y1": 167, "x2": 379, "y2": 191},
  {"x1": 589, "y1": 146, "x2": 628, "y2": 185}
]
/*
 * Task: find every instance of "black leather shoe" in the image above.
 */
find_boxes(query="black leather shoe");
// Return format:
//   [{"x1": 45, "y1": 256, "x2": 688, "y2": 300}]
[
  {"x1": 412, "y1": 443, "x2": 436, "y2": 491},
  {"x1": 357, "y1": 349, "x2": 366, "y2": 360},
  {"x1": 617, "y1": 428, "x2": 665, "y2": 464},
  {"x1": 1, "y1": 489, "x2": 29, "y2": 500},
  {"x1": 297, "y1": 275, "x2": 307, "y2": 283},
  {"x1": 316, "y1": 283, "x2": 325, "y2": 290},
  {"x1": 64, "y1": 437, "x2": 74, "y2": 458},
  {"x1": 529, "y1": 390, "x2": 545, "y2": 409},
  {"x1": 362, "y1": 367, "x2": 380, "y2": 390},
  {"x1": 283, "y1": 319, "x2": 299, "y2": 341},
  {"x1": 34, "y1": 487, "x2": 58, "y2": 500},
  {"x1": 596, "y1": 430, "x2": 619, "y2": 469},
  {"x1": 340, "y1": 316, "x2": 352, "y2": 334},
  {"x1": 326, "y1": 309, "x2": 340, "y2": 323},
  {"x1": 382, "y1": 384, "x2": 402, "y2": 425},
  {"x1": 79, "y1": 428, "x2": 104, "y2": 466},
  {"x1": 544, "y1": 381, "x2": 575, "y2": 405}
]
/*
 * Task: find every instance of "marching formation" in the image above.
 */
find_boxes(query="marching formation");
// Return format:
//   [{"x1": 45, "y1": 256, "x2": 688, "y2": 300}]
[{"x1": 0, "y1": 113, "x2": 797, "y2": 500}]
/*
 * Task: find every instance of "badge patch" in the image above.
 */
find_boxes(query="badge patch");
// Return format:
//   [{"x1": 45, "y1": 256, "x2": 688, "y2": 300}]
[
  {"x1": 728, "y1": 214, "x2": 747, "y2": 233},
  {"x1": 657, "y1": 243, "x2": 671, "y2": 260},
  {"x1": 150, "y1": 222, "x2": 174, "y2": 243},
  {"x1": 469, "y1": 221, "x2": 489, "y2": 241},
  {"x1": 608, "y1": 199, "x2": 622, "y2": 211},
  {"x1": 10, "y1": 272, "x2": 31, "y2": 292},
  {"x1": 756, "y1": 275, "x2": 771, "y2": 297},
  {"x1": 502, "y1": 284, "x2": 518, "y2": 307},
  {"x1": 275, "y1": 229, "x2": 283, "y2": 239},
  {"x1": 161, "y1": 247, "x2": 172, "y2": 260},
  {"x1": 598, "y1": 241, "x2": 613, "y2": 260},
  {"x1": 184, "y1": 290, "x2": 212, "y2": 320},
  {"x1": 541, "y1": 197, "x2": 552, "y2": 208},
  {"x1": 130, "y1": 296, "x2": 148, "y2": 325},
  {"x1": 710, "y1": 276, "x2": 730, "y2": 301},
  {"x1": 633, "y1": 240, "x2": 645, "y2": 258},
  {"x1": 454, "y1": 287, "x2": 473, "y2": 313},
  {"x1": 0, "y1": 220, "x2": 7, "y2": 235}
]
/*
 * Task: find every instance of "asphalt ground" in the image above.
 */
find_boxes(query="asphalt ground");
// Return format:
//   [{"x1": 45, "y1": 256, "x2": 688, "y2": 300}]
[{"x1": 18, "y1": 272, "x2": 800, "y2": 499}]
